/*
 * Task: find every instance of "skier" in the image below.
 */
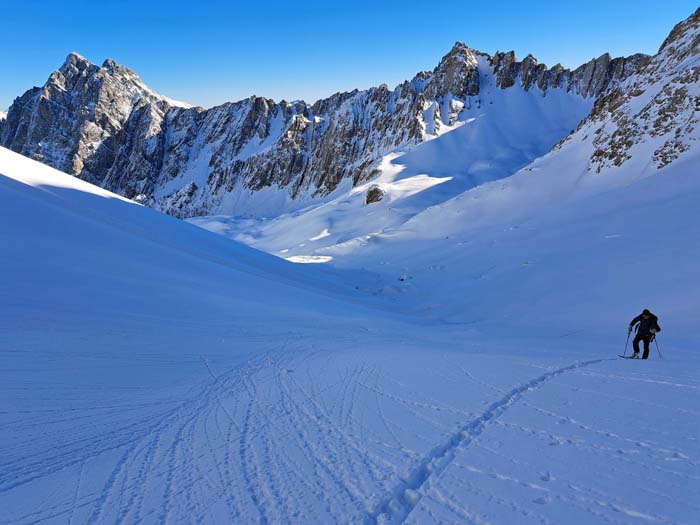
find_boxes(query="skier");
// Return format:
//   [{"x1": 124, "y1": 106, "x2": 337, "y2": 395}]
[{"x1": 627, "y1": 309, "x2": 661, "y2": 359}]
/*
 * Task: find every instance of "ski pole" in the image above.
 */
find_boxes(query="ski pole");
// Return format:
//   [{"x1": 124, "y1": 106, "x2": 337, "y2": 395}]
[
  {"x1": 623, "y1": 331, "x2": 631, "y2": 357},
  {"x1": 654, "y1": 336, "x2": 663, "y2": 359}
]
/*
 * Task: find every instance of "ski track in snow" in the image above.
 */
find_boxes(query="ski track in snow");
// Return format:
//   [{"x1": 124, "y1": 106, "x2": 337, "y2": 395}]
[
  {"x1": 4, "y1": 341, "x2": 700, "y2": 524},
  {"x1": 368, "y1": 358, "x2": 611, "y2": 524}
]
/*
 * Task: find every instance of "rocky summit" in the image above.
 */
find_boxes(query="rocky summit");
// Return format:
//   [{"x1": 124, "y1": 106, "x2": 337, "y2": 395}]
[{"x1": 1, "y1": 43, "x2": 650, "y2": 218}]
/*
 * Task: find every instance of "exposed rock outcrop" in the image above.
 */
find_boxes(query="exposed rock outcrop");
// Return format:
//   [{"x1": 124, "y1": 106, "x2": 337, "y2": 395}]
[
  {"x1": 490, "y1": 50, "x2": 649, "y2": 97},
  {"x1": 365, "y1": 185, "x2": 385, "y2": 205},
  {"x1": 555, "y1": 9, "x2": 700, "y2": 173}
]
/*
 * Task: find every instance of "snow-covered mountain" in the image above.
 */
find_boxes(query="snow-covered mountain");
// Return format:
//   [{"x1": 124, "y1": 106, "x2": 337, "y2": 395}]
[
  {"x1": 0, "y1": 44, "x2": 646, "y2": 218},
  {"x1": 348, "y1": 9, "x2": 700, "y2": 330},
  {"x1": 324, "y1": 8, "x2": 700, "y2": 332},
  {"x1": 192, "y1": 9, "x2": 700, "y2": 268},
  {"x1": 2, "y1": 59, "x2": 700, "y2": 525},
  {"x1": 2, "y1": 10, "x2": 700, "y2": 524}
]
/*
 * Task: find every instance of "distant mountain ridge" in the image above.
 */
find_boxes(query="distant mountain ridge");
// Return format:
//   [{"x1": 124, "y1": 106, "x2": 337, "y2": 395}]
[{"x1": 0, "y1": 36, "x2": 651, "y2": 218}]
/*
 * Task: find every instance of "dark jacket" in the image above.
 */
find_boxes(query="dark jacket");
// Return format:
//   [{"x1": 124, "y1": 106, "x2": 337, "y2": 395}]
[{"x1": 630, "y1": 313, "x2": 661, "y2": 336}]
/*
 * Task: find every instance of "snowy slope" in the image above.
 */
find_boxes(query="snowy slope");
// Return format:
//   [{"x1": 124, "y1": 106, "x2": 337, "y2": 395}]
[
  {"x1": 3, "y1": 134, "x2": 700, "y2": 525},
  {"x1": 0, "y1": 145, "x2": 399, "y2": 521}
]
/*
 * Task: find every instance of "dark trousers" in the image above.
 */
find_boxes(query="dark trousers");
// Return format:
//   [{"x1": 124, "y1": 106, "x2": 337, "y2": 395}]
[{"x1": 633, "y1": 333, "x2": 652, "y2": 359}]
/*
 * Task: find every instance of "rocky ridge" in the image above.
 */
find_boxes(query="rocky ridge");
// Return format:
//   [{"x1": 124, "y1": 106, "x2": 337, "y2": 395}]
[
  {"x1": 1, "y1": 42, "x2": 651, "y2": 218},
  {"x1": 555, "y1": 8, "x2": 700, "y2": 173},
  {"x1": 490, "y1": 51, "x2": 649, "y2": 97}
]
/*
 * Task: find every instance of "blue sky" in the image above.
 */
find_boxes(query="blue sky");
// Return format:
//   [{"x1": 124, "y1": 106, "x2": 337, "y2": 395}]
[{"x1": 1, "y1": 1, "x2": 698, "y2": 111}]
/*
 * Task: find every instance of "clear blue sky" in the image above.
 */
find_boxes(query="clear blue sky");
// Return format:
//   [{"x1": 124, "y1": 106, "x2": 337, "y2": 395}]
[{"x1": 1, "y1": 1, "x2": 697, "y2": 111}]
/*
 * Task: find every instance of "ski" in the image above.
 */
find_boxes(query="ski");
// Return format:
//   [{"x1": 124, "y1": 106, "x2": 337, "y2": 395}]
[{"x1": 618, "y1": 355, "x2": 638, "y2": 359}]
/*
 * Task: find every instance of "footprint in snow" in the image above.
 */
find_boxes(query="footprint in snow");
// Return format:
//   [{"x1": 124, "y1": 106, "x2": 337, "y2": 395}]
[
  {"x1": 666, "y1": 451, "x2": 689, "y2": 461},
  {"x1": 617, "y1": 448, "x2": 641, "y2": 455},
  {"x1": 533, "y1": 495, "x2": 551, "y2": 505}
]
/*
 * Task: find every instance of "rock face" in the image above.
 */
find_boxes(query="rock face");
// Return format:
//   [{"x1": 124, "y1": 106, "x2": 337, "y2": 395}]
[
  {"x1": 0, "y1": 54, "x2": 171, "y2": 182},
  {"x1": 557, "y1": 8, "x2": 700, "y2": 173},
  {"x1": 1, "y1": 43, "x2": 649, "y2": 218},
  {"x1": 490, "y1": 51, "x2": 649, "y2": 97}
]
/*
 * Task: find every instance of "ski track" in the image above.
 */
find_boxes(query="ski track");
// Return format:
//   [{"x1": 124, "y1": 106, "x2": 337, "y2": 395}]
[
  {"x1": 4, "y1": 350, "x2": 700, "y2": 524},
  {"x1": 367, "y1": 358, "x2": 611, "y2": 525}
]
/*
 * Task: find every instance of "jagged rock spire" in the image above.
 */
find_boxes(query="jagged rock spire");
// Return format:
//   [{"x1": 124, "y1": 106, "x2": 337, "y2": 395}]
[{"x1": 425, "y1": 41, "x2": 481, "y2": 98}]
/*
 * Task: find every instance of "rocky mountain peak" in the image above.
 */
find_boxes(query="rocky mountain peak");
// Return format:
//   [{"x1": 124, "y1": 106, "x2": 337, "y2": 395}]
[
  {"x1": 60, "y1": 52, "x2": 92, "y2": 74},
  {"x1": 443, "y1": 41, "x2": 476, "y2": 60},
  {"x1": 425, "y1": 40, "x2": 480, "y2": 99},
  {"x1": 658, "y1": 7, "x2": 700, "y2": 61},
  {"x1": 49, "y1": 53, "x2": 153, "y2": 100},
  {"x1": 52, "y1": 52, "x2": 98, "y2": 92},
  {"x1": 437, "y1": 41, "x2": 480, "y2": 70},
  {"x1": 0, "y1": 52, "x2": 170, "y2": 179},
  {"x1": 101, "y1": 58, "x2": 120, "y2": 73}
]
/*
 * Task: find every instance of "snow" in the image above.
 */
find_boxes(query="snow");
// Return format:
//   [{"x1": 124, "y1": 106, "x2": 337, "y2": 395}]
[
  {"x1": 159, "y1": 95, "x2": 194, "y2": 109},
  {"x1": 3, "y1": 121, "x2": 700, "y2": 525},
  {"x1": 309, "y1": 228, "x2": 331, "y2": 241},
  {"x1": 2, "y1": 19, "x2": 700, "y2": 521},
  {"x1": 285, "y1": 255, "x2": 334, "y2": 264}
]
